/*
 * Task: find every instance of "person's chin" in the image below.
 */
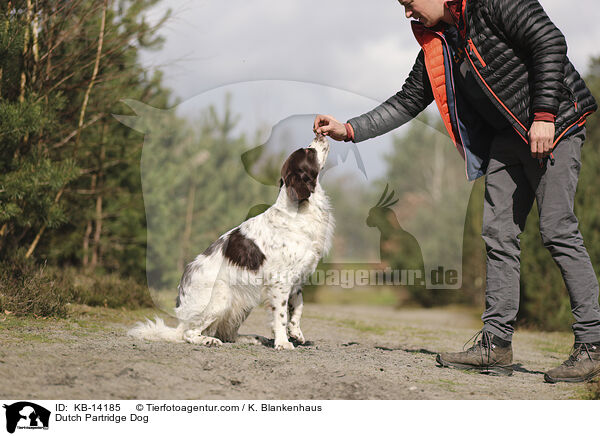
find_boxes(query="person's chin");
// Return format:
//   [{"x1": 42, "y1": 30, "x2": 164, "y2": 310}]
[{"x1": 418, "y1": 16, "x2": 443, "y2": 27}]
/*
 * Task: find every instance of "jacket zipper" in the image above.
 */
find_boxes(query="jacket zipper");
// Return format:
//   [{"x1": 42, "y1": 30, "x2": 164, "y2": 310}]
[
  {"x1": 464, "y1": 49, "x2": 528, "y2": 143},
  {"x1": 460, "y1": 4, "x2": 528, "y2": 142},
  {"x1": 552, "y1": 111, "x2": 593, "y2": 146},
  {"x1": 467, "y1": 39, "x2": 486, "y2": 67},
  {"x1": 438, "y1": 32, "x2": 469, "y2": 178},
  {"x1": 562, "y1": 83, "x2": 579, "y2": 113}
]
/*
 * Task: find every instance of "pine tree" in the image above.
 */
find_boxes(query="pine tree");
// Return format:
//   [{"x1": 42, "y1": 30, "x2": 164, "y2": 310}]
[{"x1": 0, "y1": 0, "x2": 171, "y2": 282}]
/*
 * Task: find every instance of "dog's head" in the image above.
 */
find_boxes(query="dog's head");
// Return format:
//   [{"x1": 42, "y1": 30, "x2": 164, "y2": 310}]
[{"x1": 280, "y1": 135, "x2": 329, "y2": 202}]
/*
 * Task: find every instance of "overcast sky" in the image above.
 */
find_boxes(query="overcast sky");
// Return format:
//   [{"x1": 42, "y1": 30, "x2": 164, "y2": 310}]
[{"x1": 140, "y1": 0, "x2": 600, "y2": 105}]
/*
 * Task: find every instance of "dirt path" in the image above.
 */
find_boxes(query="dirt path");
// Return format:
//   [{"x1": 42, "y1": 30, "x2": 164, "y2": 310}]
[{"x1": 0, "y1": 304, "x2": 589, "y2": 399}]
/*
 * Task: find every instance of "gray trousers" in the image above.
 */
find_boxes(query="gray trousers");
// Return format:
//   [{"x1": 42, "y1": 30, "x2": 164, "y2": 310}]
[{"x1": 480, "y1": 127, "x2": 600, "y2": 343}]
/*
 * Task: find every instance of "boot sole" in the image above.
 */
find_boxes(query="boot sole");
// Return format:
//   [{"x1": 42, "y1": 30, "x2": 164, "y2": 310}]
[
  {"x1": 544, "y1": 366, "x2": 600, "y2": 384},
  {"x1": 436, "y1": 354, "x2": 513, "y2": 376}
]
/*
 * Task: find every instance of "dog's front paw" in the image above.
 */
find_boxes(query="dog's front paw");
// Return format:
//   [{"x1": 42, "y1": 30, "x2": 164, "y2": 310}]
[
  {"x1": 288, "y1": 328, "x2": 306, "y2": 344},
  {"x1": 274, "y1": 340, "x2": 295, "y2": 351},
  {"x1": 202, "y1": 337, "x2": 223, "y2": 347}
]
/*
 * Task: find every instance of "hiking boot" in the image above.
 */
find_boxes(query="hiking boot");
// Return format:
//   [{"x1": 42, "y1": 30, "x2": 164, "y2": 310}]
[
  {"x1": 544, "y1": 342, "x2": 600, "y2": 383},
  {"x1": 436, "y1": 330, "x2": 513, "y2": 376}
]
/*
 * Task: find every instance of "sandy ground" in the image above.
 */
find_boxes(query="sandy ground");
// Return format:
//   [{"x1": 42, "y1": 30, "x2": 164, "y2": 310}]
[{"x1": 0, "y1": 303, "x2": 592, "y2": 400}]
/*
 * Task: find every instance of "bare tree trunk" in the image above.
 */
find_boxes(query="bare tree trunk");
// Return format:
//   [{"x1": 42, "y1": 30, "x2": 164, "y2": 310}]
[
  {"x1": 25, "y1": 190, "x2": 62, "y2": 258},
  {"x1": 74, "y1": 0, "x2": 107, "y2": 153},
  {"x1": 0, "y1": 223, "x2": 7, "y2": 253},
  {"x1": 31, "y1": 2, "x2": 39, "y2": 85},
  {"x1": 19, "y1": 0, "x2": 33, "y2": 103},
  {"x1": 90, "y1": 192, "x2": 103, "y2": 268},
  {"x1": 91, "y1": 123, "x2": 108, "y2": 268},
  {"x1": 82, "y1": 174, "x2": 97, "y2": 267},
  {"x1": 1, "y1": 4, "x2": 7, "y2": 96}
]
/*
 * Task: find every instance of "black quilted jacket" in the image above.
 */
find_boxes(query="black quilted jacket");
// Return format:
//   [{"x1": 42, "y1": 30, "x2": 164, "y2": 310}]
[{"x1": 349, "y1": 0, "x2": 597, "y2": 144}]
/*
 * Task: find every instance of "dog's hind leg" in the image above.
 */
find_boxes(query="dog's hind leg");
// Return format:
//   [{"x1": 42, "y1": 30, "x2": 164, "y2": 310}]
[
  {"x1": 287, "y1": 286, "x2": 306, "y2": 344},
  {"x1": 183, "y1": 281, "x2": 231, "y2": 347},
  {"x1": 183, "y1": 328, "x2": 222, "y2": 347},
  {"x1": 213, "y1": 307, "x2": 250, "y2": 343}
]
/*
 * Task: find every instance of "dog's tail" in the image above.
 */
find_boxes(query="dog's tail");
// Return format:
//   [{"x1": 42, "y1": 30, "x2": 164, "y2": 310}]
[{"x1": 127, "y1": 316, "x2": 185, "y2": 342}]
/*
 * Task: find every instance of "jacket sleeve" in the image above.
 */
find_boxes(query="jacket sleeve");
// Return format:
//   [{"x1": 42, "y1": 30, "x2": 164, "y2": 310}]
[
  {"x1": 347, "y1": 50, "x2": 434, "y2": 143},
  {"x1": 491, "y1": 0, "x2": 566, "y2": 115}
]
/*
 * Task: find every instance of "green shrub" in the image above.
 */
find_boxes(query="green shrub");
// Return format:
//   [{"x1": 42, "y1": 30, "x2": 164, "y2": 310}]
[
  {"x1": 0, "y1": 252, "x2": 153, "y2": 317},
  {"x1": 69, "y1": 269, "x2": 153, "y2": 309}
]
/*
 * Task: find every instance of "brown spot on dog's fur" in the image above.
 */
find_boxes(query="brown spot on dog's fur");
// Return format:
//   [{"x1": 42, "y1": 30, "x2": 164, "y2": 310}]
[
  {"x1": 222, "y1": 228, "x2": 266, "y2": 271},
  {"x1": 280, "y1": 313, "x2": 284, "y2": 318},
  {"x1": 282, "y1": 300, "x2": 287, "y2": 307}
]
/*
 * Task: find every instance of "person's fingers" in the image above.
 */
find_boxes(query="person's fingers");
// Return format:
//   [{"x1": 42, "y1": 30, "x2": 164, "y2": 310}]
[
  {"x1": 530, "y1": 137, "x2": 538, "y2": 158},
  {"x1": 535, "y1": 139, "x2": 541, "y2": 159},
  {"x1": 315, "y1": 115, "x2": 338, "y2": 134},
  {"x1": 537, "y1": 133, "x2": 550, "y2": 157},
  {"x1": 528, "y1": 122, "x2": 554, "y2": 159},
  {"x1": 530, "y1": 133, "x2": 542, "y2": 158},
  {"x1": 314, "y1": 114, "x2": 347, "y2": 141},
  {"x1": 313, "y1": 115, "x2": 326, "y2": 132}
]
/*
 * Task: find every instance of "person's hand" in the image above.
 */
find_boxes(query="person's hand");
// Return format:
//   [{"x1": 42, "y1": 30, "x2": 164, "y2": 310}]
[
  {"x1": 313, "y1": 114, "x2": 348, "y2": 141},
  {"x1": 529, "y1": 121, "x2": 555, "y2": 159}
]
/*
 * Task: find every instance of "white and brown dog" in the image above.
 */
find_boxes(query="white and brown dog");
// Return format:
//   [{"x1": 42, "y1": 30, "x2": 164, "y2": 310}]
[{"x1": 128, "y1": 135, "x2": 334, "y2": 350}]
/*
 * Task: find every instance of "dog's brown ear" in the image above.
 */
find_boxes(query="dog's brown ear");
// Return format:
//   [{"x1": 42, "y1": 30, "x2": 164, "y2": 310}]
[{"x1": 281, "y1": 148, "x2": 319, "y2": 202}]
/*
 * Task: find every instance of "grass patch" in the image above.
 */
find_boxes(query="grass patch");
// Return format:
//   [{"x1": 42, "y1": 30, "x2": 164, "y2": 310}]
[
  {"x1": 16, "y1": 332, "x2": 61, "y2": 343},
  {"x1": 422, "y1": 378, "x2": 462, "y2": 392},
  {"x1": 314, "y1": 287, "x2": 399, "y2": 306},
  {"x1": 0, "y1": 314, "x2": 71, "y2": 344},
  {"x1": 536, "y1": 341, "x2": 571, "y2": 355},
  {"x1": 582, "y1": 380, "x2": 600, "y2": 400},
  {"x1": 67, "y1": 304, "x2": 160, "y2": 324},
  {"x1": 337, "y1": 319, "x2": 386, "y2": 335},
  {"x1": 0, "y1": 305, "x2": 162, "y2": 345},
  {"x1": 307, "y1": 314, "x2": 387, "y2": 335}
]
